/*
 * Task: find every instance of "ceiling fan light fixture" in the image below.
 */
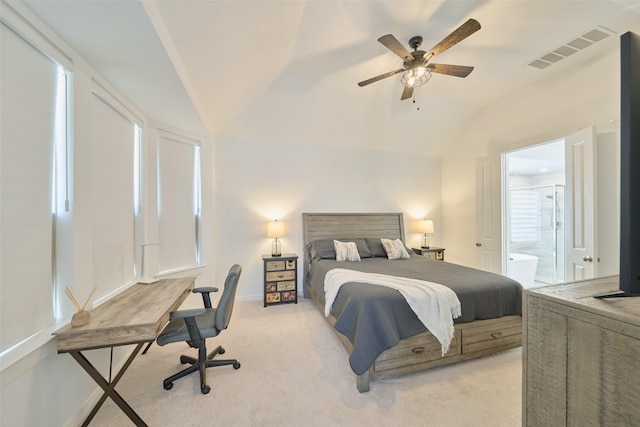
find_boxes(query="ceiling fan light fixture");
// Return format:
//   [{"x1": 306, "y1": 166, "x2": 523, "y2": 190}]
[{"x1": 401, "y1": 66, "x2": 431, "y2": 88}]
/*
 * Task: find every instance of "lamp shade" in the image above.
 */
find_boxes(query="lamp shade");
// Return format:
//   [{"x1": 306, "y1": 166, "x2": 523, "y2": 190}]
[
  {"x1": 267, "y1": 220, "x2": 285, "y2": 238},
  {"x1": 418, "y1": 219, "x2": 434, "y2": 234}
]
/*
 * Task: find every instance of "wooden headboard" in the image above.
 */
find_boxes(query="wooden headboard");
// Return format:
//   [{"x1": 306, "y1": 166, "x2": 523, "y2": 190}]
[
  {"x1": 301, "y1": 212, "x2": 405, "y2": 295},
  {"x1": 302, "y1": 212, "x2": 405, "y2": 246}
]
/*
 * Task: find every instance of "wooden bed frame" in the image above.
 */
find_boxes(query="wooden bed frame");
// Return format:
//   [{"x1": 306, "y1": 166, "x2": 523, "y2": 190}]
[{"x1": 302, "y1": 212, "x2": 522, "y2": 392}]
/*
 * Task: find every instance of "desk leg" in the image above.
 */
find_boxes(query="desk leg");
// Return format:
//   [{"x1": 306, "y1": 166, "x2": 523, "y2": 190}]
[{"x1": 69, "y1": 342, "x2": 148, "y2": 427}]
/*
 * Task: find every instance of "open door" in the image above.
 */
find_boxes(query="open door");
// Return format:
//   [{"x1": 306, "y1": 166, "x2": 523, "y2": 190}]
[
  {"x1": 565, "y1": 127, "x2": 597, "y2": 280},
  {"x1": 475, "y1": 156, "x2": 502, "y2": 273}
]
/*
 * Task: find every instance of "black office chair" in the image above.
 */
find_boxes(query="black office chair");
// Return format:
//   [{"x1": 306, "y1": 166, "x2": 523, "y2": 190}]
[{"x1": 156, "y1": 265, "x2": 242, "y2": 394}]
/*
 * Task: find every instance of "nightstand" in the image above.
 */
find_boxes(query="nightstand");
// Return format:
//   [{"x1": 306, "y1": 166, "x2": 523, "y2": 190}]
[
  {"x1": 262, "y1": 254, "x2": 298, "y2": 307},
  {"x1": 412, "y1": 247, "x2": 445, "y2": 261}
]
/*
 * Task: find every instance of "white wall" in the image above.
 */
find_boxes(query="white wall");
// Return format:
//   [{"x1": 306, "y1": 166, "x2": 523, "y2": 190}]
[
  {"x1": 213, "y1": 135, "x2": 443, "y2": 301},
  {"x1": 441, "y1": 47, "x2": 620, "y2": 269}
]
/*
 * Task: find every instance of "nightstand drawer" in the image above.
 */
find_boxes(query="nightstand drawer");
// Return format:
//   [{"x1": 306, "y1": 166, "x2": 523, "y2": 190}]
[
  {"x1": 266, "y1": 270, "x2": 295, "y2": 281},
  {"x1": 277, "y1": 280, "x2": 295, "y2": 291},
  {"x1": 266, "y1": 261, "x2": 285, "y2": 271},
  {"x1": 266, "y1": 292, "x2": 281, "y2": 304}
]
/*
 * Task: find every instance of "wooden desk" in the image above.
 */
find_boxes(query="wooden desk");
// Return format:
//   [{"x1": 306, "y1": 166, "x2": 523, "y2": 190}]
[{"x1": 53, "y1": 277, "x2": 195, "y2": 426}]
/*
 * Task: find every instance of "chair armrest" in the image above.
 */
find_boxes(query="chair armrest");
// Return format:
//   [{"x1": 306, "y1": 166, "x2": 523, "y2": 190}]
[
  {"x1": 193, "y1": 287, "x2": 219, "y2": 293},
  {"x1": 192, "y1": 287, "x2": 219, "y2": 308},
  {"x1": 170, "y1": 308, "x2": 207, "y2": 320}
]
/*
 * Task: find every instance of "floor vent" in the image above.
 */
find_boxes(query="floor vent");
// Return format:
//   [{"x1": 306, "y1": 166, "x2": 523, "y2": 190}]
[{"x1": 527, "y1": 25, "x2": 616, "y2": 70}]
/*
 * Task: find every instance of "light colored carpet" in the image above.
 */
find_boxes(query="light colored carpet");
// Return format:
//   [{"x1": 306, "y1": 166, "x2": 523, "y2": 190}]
[{"x1": 89, "y1": 299, "x2": 522, "y2": 426}]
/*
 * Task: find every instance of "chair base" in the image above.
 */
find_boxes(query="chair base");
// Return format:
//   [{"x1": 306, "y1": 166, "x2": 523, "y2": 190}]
[{"x1": 163, "y1": 344, "x2": 240, "y2": 394}]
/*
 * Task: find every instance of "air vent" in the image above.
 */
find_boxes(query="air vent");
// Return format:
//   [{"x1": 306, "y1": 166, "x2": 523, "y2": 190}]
[
  {"x1": 527, "y1": 25, "x2": 615, "y2": 70},
  {"x1": 553, "y1": 45, "x2": 579, "y2": 57}
]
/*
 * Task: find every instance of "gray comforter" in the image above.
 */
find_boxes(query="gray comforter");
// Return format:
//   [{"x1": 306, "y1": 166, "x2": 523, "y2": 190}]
[{"x1": 307, "y1": 254, "x2": 523, "y2": 375}]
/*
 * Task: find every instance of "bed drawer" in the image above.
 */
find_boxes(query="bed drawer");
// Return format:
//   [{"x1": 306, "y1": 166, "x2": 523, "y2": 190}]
[
  {"x1": 375, "y1": 329, "x2": 462, "y2": 374},
  {"x1": 461, "y1": 316, "x2": 522, "y2": 354}
]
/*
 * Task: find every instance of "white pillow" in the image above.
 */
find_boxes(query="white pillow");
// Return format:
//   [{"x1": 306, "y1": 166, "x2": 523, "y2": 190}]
[
  {"x1": 380, "y1": 238, "x2": 411, "y2": 260},
  {"x1": 334, "y1": 240, "x2": 361, "y2": 262}
]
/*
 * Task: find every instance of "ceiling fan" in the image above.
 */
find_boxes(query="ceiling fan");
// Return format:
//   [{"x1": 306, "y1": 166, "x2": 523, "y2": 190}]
[{"x1": 358, "y1": 18, "x2": 481, "y2": 100}]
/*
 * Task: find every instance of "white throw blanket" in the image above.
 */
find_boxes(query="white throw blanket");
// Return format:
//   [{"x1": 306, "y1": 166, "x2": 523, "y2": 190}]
[{"x1": 324, "y1": 269, "x2": 462, "y2": 356}]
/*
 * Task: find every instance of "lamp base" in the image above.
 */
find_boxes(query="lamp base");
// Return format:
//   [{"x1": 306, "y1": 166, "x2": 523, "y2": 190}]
[
  {"x1": 271, "y1": 238, "x2": 281, "y2": 258},
  {"x1": 138, "y1": 277, "x2": 159, "y2": 284},
  {"x1": 421, "y1": 234, "x2": 430, "y2": 249}
]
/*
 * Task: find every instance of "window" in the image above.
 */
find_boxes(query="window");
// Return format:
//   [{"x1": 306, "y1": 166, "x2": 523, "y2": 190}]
[
  {"x1": 157, "y1": 132, "x2": 201, "y2": 273},
  {"x1": 509, "y1": 189, "x2": 539, "y2": 243},
  {"x1": 0, "y1": 22, "x2": 66, "y2": 356},
  {"x1": 90, "y1": 89, "x2": 140, "y2": 301}
]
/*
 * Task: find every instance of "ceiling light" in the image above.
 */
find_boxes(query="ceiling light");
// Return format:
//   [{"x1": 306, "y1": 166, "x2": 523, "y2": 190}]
[{"x1": 401, "y1": 66, "x2": 432, "y2": 88}]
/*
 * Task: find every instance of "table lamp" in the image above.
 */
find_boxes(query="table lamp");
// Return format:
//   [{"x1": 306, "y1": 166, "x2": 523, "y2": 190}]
[
  {"x1": 267, "y1": 219, "x2": 285, "y2": 257},
  {"x1": 418, "y1": 219, "x2": 434, "y2": 249}
]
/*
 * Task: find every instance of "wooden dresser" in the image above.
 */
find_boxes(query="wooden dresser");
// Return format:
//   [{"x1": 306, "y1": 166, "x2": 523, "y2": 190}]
[{"x1": 523, "y1": 276, "x2": 640, "y2": 426}]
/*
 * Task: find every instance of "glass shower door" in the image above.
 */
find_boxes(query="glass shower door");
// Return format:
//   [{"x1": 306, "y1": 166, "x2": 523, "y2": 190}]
[{"x1": 508, "y1": 184, "x2": 565, "y2": 285}]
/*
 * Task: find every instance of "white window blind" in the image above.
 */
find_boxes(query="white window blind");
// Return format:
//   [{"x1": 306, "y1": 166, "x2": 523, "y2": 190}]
[
  {"x1": 157, "y1": 134, "x2": 200, "y2": 273},
  {"x1": 0, "y1": 23, "x2": 58, "y2": 352},
  {"x1": 510, "y1": 190, "x2": 539, "y2": 242},
  {"x1": 91, "y1": 93, "x2": 137, "y2": 299}
]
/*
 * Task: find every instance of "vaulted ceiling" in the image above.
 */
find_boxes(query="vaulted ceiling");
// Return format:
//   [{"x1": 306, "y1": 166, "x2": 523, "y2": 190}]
[{"x1": 18, "y1": 0, "x2": 640, "y2": 155}]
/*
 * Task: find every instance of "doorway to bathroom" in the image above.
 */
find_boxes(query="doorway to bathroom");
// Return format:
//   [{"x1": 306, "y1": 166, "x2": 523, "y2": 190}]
[{"x1": 504, "y1": 139, "x2": 566, "y2": 288}]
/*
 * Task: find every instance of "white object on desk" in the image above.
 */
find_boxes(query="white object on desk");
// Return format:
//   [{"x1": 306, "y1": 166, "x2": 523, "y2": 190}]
[{"x1": 139, "y1": 243, "x2": 160, "y2": 284}]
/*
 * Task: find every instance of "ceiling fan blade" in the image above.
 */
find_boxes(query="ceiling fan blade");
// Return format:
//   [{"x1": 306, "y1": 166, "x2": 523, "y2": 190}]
[
  {"x1": 358, "y1": 68, "x2": 404, "y2": 87},
  {"x1": 378, "y1": 34, "x2": 415, "y2": 61},
  {"x1": 427, "y1": 63, "x2": 474, "y2": 78},
  {"x1": 400, "y1": 86, "x2": 413, "y2": 100},
  {"x1": 425, "y1": 18, "x2": 481, "y2": 61}
]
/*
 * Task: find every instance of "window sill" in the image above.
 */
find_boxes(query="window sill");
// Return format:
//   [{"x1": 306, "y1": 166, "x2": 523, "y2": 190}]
[
  {"x1": 0, "y1": 320, "x2": 67, "y2": 373},
  {"x1": 157, "y1": 264, "x2": 206, "y2": 279}
]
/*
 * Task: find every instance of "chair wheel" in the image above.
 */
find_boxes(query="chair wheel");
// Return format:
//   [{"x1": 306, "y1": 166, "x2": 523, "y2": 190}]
[
  {"x1": 219, "y1": 348, "x2": 225, "y2": 355},
  {"x1": 233, "y1": 362, "x2": 241, "y2": 369},
  {"x1": 179, "y1": 355, "x2": 190, "y2": 364},
  {"x1": 201, "y1": 384, "x2": 210, "y2": 394},
  {"x1": 164, "y1": 382, "x2": 173, "y2": 390}
]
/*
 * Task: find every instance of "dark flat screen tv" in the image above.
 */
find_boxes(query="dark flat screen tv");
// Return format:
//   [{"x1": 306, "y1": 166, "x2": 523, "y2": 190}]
[
  {"x1": 599, "y1": 31, "x2": 640, "y2": 298},
  {"x1": 619, "y1": 31, "x2": 640, "y2": 295}
]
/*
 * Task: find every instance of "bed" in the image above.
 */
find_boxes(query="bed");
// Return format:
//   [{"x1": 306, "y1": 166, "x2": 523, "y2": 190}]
[{"x1": 302, "y1": 212, "x2": 523, "y2": 392}]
